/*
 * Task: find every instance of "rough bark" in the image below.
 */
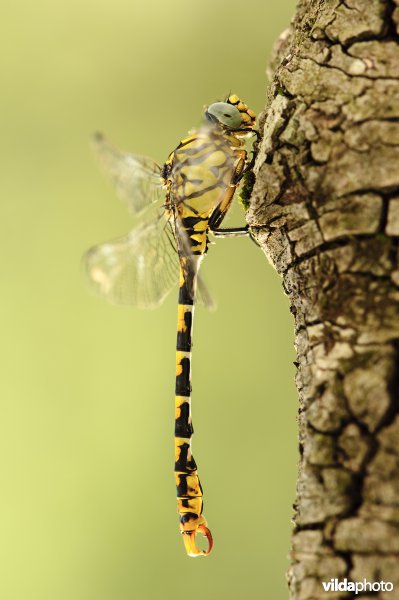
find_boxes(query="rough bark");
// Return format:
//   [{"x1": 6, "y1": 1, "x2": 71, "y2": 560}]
[{"x1": 248, "y1": 1, "x2": 399, "y2": 598}]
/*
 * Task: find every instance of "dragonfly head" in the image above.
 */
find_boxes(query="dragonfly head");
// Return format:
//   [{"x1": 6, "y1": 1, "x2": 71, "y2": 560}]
[{"x1": 205, "y1": 94, "x2": 256, "y2": 134}]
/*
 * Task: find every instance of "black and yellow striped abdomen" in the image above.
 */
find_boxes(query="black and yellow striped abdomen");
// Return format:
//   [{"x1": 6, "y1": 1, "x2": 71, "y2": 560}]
[{"x1": 174, "y1": 262, "x2": 212, "y2": 555}]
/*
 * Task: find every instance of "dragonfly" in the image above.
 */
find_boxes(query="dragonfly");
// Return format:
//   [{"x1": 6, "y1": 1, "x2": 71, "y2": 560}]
[{"x1": 85, "y1": 94, "x2": 257, "y2": 556}]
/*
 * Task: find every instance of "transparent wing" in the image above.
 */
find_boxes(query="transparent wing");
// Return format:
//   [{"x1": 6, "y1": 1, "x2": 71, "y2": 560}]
[
  {"x1": 196, "y1": 271, "x2": 216, "y2": 310},
  {"x1": 84, "y1": 210, "x2": 179, "y2": 308},
  {"x1": 92, "y1": 133, "x2": 164, "y2": 214}
]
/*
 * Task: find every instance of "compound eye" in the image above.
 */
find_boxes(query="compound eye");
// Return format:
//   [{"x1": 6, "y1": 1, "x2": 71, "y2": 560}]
[{"x1": 205, "y1": 102, "x2": 242, "y2": 129}]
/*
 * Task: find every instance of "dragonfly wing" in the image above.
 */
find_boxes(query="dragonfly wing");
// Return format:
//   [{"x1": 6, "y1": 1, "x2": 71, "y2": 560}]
[
  {"x1": 85, "y1": 212, "x2": 179, "y2": 308},
  {"x1": 92, "y1": 133, "x2": 164, "y2": 214},
  {"x1": 196, "y1": 274, "x2": 216, "y2": 310}
]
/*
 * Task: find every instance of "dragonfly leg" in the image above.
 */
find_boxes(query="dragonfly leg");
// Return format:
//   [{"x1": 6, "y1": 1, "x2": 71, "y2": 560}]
[
  {"x1": 211, "y1": 225, "x2": 250, "y2": 238},
  {"x1": 231, "y1": 129, "x2": 260, "y2": 184}
]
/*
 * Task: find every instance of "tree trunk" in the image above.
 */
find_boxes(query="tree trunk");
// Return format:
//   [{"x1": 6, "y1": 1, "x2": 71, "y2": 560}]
[{"x1": 249, "y1": 1, "x2": 399, "y2": 597}]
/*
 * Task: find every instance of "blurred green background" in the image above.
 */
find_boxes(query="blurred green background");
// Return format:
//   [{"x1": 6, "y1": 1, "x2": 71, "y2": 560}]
[{"x1": 1, "y1": 1, "x2": 298, "y2": 599}]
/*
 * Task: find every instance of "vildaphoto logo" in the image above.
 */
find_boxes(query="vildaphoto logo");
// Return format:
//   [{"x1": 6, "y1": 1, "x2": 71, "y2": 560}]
[{"x1": 322, "y1": 578, "x2": 394, "y2": 594}]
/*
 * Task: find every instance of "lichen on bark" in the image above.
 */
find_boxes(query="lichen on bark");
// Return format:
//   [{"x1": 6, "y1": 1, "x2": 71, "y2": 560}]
[{"x1": 249, "y1": 1, "x2": 399, "y2": 597}]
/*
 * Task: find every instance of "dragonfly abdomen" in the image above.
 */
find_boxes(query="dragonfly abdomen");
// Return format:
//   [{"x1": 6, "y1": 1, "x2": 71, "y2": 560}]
[{"x1": 174, "y1": 265, "x2": 212, "y2": 556}]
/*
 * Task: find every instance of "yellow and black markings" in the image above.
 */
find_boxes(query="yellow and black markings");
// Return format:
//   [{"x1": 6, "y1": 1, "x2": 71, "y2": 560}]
[
  {"x1": 163, "y1": 95, "x2": 257, "y2": 555},
  {"x1": 87, "y1": 94, "x2": 257, "y2": 557}
]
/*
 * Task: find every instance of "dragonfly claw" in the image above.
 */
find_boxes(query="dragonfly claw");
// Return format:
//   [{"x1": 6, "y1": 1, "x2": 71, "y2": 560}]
[{"x1": 182, "y1": 524, "x2": 213, "y2": 557}]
